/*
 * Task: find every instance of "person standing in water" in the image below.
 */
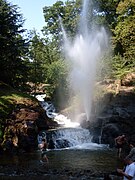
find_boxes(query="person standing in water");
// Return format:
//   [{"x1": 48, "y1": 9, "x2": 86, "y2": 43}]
[
  {"x1": 115, "y1": 134, "x2": 127, "y2": 158},
  {"x1": 39, "y1": 138, "x2": 48, "y2": 163}
]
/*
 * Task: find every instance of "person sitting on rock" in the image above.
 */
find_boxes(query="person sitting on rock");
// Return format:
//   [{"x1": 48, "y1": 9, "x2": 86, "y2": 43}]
[{"x1": 115, "y1": 134, "x2": 127, "y2": 158}]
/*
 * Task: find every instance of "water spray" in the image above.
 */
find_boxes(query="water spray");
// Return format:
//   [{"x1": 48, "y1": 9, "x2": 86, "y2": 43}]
[{"x1": 61, "y1": 0, "x2": 108, "y2": 121}]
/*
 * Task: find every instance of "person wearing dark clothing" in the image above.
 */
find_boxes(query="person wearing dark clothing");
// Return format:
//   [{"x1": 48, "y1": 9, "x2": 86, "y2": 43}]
[{"x1": 39, "y1": 138, "x2": 48, "y2": 163}]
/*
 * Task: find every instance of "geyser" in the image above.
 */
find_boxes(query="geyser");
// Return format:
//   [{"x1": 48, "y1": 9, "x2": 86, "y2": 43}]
[{"x1": 63, "y1": 0, "x2": 108, "y2": 121}]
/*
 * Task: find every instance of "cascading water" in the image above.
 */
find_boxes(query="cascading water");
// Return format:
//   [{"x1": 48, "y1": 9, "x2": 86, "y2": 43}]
[
  {"x1": 63, "y1": 0, "x2": 108, "y2": 121},
  {"x1": 48, "y1": 128, "x2": 105, "y2": 150},
  {"x1": 36, "y1": 94, "x2": 80, "y2": 127},
  {"x1": 36, "y1": 94, "x2": 106, "y2": 150}
]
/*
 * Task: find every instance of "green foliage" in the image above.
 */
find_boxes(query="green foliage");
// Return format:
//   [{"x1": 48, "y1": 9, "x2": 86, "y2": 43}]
[
  {"x1": 45, "y1": 59, "x2": 69, "y2": 109},
  {"x1": 113, "y1": 0, "x2": 135, "y2": 59},
  {"x1": 28, "y1": 31, "x2": 46, "y2": 85},
  {"x1": 0, "y1": 82, "x2": 20, "y2": 119},
  {"x1": 111, "y1": 55, "x2": 134, "y2": 79},
  {"x1": 0, "y1": 0, "x2": 29, "y2": 88},
  {"x1": 42, "y1": 0, "x2": 82, "y2": 40},
  {"x1": 111, "y1": 0, "x2": 135, "y2": 80},
  {"x1": 28, "y1": 30, "x2": 62, "y2": 95},
  {"x1": 0, "y1": 82, "x2": 38, "y2": 118},
  {"x1": 46, "y1": 59, "x2": 69, "y2": 93},
  {"x1": 92, "y1": 0, "x2": 135, "y2": 80},
  {"x1": 94, "y1": 0, "x2": 120, "y2": 29},
  {"x1": 27, "y1": 28, "x2": 70, "y2": 108},
  {"x1": 96, "y1": 53, "x2": 113, "y2": 81}
]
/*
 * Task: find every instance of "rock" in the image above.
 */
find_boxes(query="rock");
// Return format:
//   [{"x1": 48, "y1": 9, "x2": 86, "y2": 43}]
[
  {"x1": 1, "y1": 97, "x2": 55, "y2": 152},
  {"x1": 121, "y1": 72, "x2": 135, "y2": 86},
  {"x1": 90, "y1": 85, "x2": 135, "y2": 148}
]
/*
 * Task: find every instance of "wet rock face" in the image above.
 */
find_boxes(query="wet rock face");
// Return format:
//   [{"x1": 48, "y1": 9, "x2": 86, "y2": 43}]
[
  {"x1": 56, "y1": 139, "x2": 70, "y2": 148},
  {"x1": 101, "y1": 123, "x2": 119, "y2": 147},
  {"x1": 91, "y1": 91, "x2": 135, "y2": 149},
  {"x1": 1, "y1": 102, "x2": 52, "y2": 153}
]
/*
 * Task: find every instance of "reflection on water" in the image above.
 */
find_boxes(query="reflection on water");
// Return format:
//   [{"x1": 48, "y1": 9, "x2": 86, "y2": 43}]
[
  {"x1": 47, "y1": 149, "x2": 119, "y2": 171},
  {"x1": 0, "y1": 148, "x2": 122, "y2": 173}
]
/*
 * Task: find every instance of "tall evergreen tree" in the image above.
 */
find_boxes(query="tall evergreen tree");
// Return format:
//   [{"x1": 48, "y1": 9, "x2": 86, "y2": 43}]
[{"x1": 0, "y1": 0, "x2": 29, "y2": 87}]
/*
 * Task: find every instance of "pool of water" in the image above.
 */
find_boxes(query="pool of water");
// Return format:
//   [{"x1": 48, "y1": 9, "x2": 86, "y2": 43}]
[{"x1": 0, "y1": 147, "x2": 123, "y2": 179}]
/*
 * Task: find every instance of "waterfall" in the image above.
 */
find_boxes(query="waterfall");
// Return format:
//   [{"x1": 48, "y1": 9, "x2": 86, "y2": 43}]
[
  {"x1": 36, "y1": 94, "x2": 105, "y2": 150},
  {"x1": 47, "y1": 127, "x2": 104, "y2": 150},
  {"x1": 36, "y1": 94, "x2": 80, "y2": 127}
]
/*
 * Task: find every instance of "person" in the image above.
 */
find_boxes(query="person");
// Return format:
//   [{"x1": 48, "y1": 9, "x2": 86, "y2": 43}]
[
  {"x1": 126, "y1": 142, "x2": 135, "y2": 162},
  {"x1": 38, "y1": 138, "x2": 48, "y2": 163},
  {"x1": 117, "y1": 157, "x2": 135, "y2": 180},
  {"x1": 115, "y1": 134, "x2": 127, "y2": 158}
]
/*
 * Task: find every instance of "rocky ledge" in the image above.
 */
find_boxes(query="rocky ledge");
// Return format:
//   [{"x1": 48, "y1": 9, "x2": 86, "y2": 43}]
[{"x1": 80, "y1": 73, "x2": 135, "y2": 157}]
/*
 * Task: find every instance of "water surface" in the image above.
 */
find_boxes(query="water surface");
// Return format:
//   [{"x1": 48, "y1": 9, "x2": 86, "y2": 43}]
[{"x1": 0, "y1": 147, "x2": 123, "y2": 179}]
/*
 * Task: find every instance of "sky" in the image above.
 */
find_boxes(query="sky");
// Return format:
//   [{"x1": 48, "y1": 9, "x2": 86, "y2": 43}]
[{"x1": 9, "y1": 0, "x2": 66, "y2": 33}]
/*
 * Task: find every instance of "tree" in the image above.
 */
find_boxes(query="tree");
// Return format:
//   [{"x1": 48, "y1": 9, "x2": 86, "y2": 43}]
[
  {"x1": 110, "y1": 0, "x2": 135, "y2": 81},
  {"x1": 28, "y1": 31, "x2": 46, "y2": 92},
  {"x1": 94, "y1": 0, "x2": 120, "y2": 29},
  {"x1": 0, "y1": 0, "x2": 29, "y2": 88},
  {"x1": 91, "y1": 0, "x2": 135, "y2": 80},
  {"x1": 111, "y1": 55, "x2": 132, "y2": 79},
  {"x1": 28, "y1": 30, "x2": 61, "y2": 94},
  {"x1": 45, "y1": 59, "x2": 69, "y2": 109},
  {"x1": 42, "y1": 0, "x2": 82, "y2": 40},
  {"x1": 113, "y1": 0, "x2": 135, "y2": 59}
]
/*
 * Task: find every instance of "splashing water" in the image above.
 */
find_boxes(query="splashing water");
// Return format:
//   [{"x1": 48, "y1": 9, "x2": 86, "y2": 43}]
[
  {"x1": 62, "y1": 0, "x2": 108, "y2": 121},
  {"x1": 36, "y1": 94, "x2": 80, "y2": 128}
]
